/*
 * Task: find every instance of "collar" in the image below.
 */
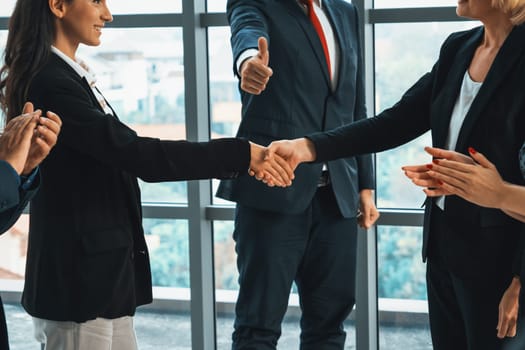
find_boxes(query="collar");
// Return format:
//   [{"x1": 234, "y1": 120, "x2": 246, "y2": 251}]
[{"x1": 51, "y1": 46, "x2": 97, "y2": 86}]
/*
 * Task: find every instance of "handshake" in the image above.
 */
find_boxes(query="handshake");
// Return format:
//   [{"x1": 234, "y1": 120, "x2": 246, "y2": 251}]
[{"x1": 248, "y1": 138, "x2": 317, "y2": 187}]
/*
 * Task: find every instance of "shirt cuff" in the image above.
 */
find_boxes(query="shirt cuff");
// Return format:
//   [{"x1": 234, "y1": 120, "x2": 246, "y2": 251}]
[
  {"x1": 20, "y1": 167, "x2": 39, "y2": 191},
  {"x1": 0, "y1": 160, "x2": 21, "y2": 187},
  {"x1": 236, "y1": 49, "x2": 259, "y2": 76}
]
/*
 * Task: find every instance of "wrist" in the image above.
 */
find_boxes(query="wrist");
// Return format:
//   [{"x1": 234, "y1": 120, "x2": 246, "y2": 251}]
[
  {"x1": 508, "y1": 276, "x2": 521, "y2": 295},
  {"x1": 300, "y1": 138, "x2": 316, "y2": 162}
]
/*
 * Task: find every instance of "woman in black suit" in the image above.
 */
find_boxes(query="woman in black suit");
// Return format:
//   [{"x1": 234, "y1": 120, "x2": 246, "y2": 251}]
[
  {"x1": 0, "y1": 0, "x2": 292, "y2": 349},
  {"x1": 265, "y1": 0, "x2": 525, "y2": 349}
]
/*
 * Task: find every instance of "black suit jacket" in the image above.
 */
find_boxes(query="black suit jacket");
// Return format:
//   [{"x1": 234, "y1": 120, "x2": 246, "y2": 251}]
[
  {"x1": 22, "y1": 53, "x2": 251, "y2": 322},
  {"x1": 217, "y1": 0, "x2": 374, "y2": 217},
  {"x1": 309, "y1": 25, "x2": 525, "y2": 277},
  {"x1": 0, "y1": 161, "x2": 39, "y2": 350}
]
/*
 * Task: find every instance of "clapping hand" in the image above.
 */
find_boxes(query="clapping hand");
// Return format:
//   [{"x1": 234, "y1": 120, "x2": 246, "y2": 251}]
[
  {"x1": 415, "y1": 147, "x2": 508, "y2": 208},
  {"x1": 22, "y1": 103, "x2": 62, "y2": 175},
  {"x1": 0, "y1": 103, "x2": 41, "y2": 174},
  {"x1": 402, "y1": 146, "x2": 475, "y2": 197}
]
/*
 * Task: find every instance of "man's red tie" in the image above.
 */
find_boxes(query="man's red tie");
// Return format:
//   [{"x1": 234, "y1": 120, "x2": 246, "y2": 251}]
[{"x1": 302, "y1": 0, "x2": 331, "y2": 78}]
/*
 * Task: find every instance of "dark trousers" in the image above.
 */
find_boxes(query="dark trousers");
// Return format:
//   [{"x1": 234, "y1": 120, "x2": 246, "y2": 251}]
[
  {"x1": 232, "y1": 186, "x2": 358, "y2": 350},
  {"x1": 426, "y1": 206, "x2": 515, "y2": 350},
  {"x1": 0, "y1": 298, "x2": 8, "y2": 350}
]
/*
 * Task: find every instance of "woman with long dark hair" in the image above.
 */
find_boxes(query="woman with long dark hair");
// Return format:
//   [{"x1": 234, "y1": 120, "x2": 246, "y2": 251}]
[{"x1": 0, "y1": 0, "x2": 292, "y2": 349}]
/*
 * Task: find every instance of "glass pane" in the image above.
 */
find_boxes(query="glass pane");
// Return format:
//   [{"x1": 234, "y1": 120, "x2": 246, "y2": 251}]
[
  {"x1": 78, "y1": 28, "x2": 188, "y2": 204},
  {"x1": 214, "y1": 221, "x2": 238, "y2": 291},
  {"x1": 207, "y1": 0, "x2": 227, "y2": 12},
  {"x1": 106, "y1": 0, "x2": 182, "y2": 14},
  {"x1": 208, "y1": 27, "x2": 242, "y2": 205},
  {"x1": 0, "y1": 214, "x2": 28, "y2": 281},
  {"x1": 0, "y1": 0, "x2": 182, "y2": 16},
  {"x1": 374, "y1": 22, "x2": 477, "y2": 209},
  {"x1": 378, "y1": 225, "x2": 431, "y2": 349},
  {"x1": 375, "y1": 0, "x2": 457, "y2": 8},
  {"x1": 144, "y1": 219, "x2": 189, "y2": 288},
  {"x1": 0, "y1": 1, "x2": 15, "y2": 16}
]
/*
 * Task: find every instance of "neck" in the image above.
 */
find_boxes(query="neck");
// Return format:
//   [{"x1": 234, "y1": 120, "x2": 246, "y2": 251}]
[
  {"x1": 480, "y1": 16, "x2": 514, "y2": 49},
  {"x1": 53, "y1": 34, "x2": 78, "y2": 60}
]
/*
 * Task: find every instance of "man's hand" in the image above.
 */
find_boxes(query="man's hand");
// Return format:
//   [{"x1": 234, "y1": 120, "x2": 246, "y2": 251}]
[
  {"x1": 358, "y1": 189, "x2": 379, "y2": 229},
  {"x1": 0, "y1": 103, "x2": 41, "y2": 174},
  {"x1": 239, "y1": 37, "x2": 273, "y2": 95},
  {"x1": 22, "y1": 107, "x2": 62, "y2": 175},
  {"x1": 497, "y1": 277, "x2": 520, "y2": 339},
  {"x1": 265, "y1": 138, "x2": 317, "y2": 172},
  {"x1": 249, "y1": 142, "x2": 294, "y2": 187}
]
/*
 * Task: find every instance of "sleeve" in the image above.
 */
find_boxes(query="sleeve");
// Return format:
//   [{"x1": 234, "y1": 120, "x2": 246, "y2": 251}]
[
  {"x1": 30, "y1": 74, "x2": 251, "y2": 183},
  {"x1": 0, "y1": 161, "x2": 39, "y2": 234},
  {"x1": 351, "y1": 5, "x2": 375, "y2": 191},
  {"x1": 305, "y1": 29, "x2": 467, "y2": 163},
  {"x1": 307, "y1": 66, "x2": 436, "y2": 163},
  {"x1": 227, "y1": 0, "x2": 269, "y2": 75}
]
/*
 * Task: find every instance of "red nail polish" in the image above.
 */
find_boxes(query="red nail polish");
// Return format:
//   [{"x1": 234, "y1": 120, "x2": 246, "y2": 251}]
[
  {"x1": 437, "y1": 180, "x2": 444, "y2": 185},
  {"x1": 432, "y1": 159, "x2": 439, "y2": 165},
  {"x1": 468, "y1": 147, "x2": 476, "y2": 154},
  {"x1": 426, "y1": 164, "x2": 433, "y2": 169}
]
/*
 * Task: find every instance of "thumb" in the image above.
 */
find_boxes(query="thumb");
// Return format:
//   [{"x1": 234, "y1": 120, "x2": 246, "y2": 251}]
[
  {"x1": 22, "y1": 101, "x2": 34, "y2": 115},
  {"x1": 468, "y1": 147, "x2": 494, "y2": 169},
  {"x1": 258, "y1": 37, "x2": 269, "y2": 66}
]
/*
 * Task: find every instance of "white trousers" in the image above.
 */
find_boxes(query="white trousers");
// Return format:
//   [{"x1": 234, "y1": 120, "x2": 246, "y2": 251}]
[{"x1": 33, "y1": 316, "x2": 139, "y2": 350}]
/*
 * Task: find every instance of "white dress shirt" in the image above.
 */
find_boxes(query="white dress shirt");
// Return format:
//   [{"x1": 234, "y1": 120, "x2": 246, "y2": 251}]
[
  {"x1": 51, "y1": 46, "x2": 114, "y2": 115},
  {"x1": 436, "y1": 70, "x2": 482, "y2": 209}
]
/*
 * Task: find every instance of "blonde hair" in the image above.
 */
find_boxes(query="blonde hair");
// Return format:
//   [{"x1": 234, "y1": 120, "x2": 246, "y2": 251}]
[{"x1": 493, "y1": 0, "x2": 525, "y2": 25}]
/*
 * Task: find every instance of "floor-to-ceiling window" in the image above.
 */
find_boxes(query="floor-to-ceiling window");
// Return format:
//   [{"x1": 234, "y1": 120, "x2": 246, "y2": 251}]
[{"x1": 0, "y1": 1, "x2": 478, "y2": 348}]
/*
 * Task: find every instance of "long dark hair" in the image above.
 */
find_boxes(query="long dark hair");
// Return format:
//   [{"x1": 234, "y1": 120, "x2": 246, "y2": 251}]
[{"x1": 0, "y1": 0, "x2": 66, "y2": 121}]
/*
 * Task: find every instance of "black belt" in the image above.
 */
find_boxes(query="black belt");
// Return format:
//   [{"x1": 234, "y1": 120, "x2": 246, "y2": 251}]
[{"x1": 317, "y1": 171, "x2": 331, "y2": 187}]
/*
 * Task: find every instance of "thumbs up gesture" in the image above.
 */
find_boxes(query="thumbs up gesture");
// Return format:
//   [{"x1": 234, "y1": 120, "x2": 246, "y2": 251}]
[{"x1": 239, "y1": 37, "x2": 273, "y2": 95}]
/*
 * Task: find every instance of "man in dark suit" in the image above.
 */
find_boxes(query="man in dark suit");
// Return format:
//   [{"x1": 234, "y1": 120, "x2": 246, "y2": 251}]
[
  {"x1": 0, "y1": 103, "x2": 61, "y2": 350},
  {"x1": 216, "y1": 1, "x2": 379, "y2": 348}
]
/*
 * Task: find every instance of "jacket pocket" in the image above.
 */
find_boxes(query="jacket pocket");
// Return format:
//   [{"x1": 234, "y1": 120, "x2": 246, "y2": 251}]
[{"x1": 80, "y1": 227, "x2": 131, "y2": 254}]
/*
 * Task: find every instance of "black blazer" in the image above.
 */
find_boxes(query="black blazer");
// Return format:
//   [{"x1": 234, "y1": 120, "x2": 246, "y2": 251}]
[
  {"x1": 22, "y1": 53, "x2": 251, "y2": 322},
  {"x1": 1, "y1": 161, "x2": 39, "y2": 350},
  {"x1": 217, "y1": 0, "x2": 374, "y2": 217},
  {"x1": 309, "y1": 25, "x2": 525, "y2": 278}
]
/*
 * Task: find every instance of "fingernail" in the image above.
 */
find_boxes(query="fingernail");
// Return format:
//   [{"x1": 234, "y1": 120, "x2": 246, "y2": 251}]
[
  {"x1": 432, "y1": 159, "x2": 439, "y2": 165},
  {"x1": 437, "y1": 180, "x2": 443, "y2": 185},
  {"x1": 426, "y1": 164, "x2": 432, "y2": 169},
  {"x1": 468, "y1": 147, "x2": 476, "y2": 154}
]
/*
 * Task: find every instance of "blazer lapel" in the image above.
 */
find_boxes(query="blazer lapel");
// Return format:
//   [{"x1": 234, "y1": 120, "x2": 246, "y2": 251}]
[
  {"x1": 455, "y1": 24, "x2": 525, "y2": 151},
  {"x1": 432, "y1": 28, "x2": 483, "y2": 149},
  {"x1": 283, "y1": 0, "x2": 331, "y2": 85}
]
